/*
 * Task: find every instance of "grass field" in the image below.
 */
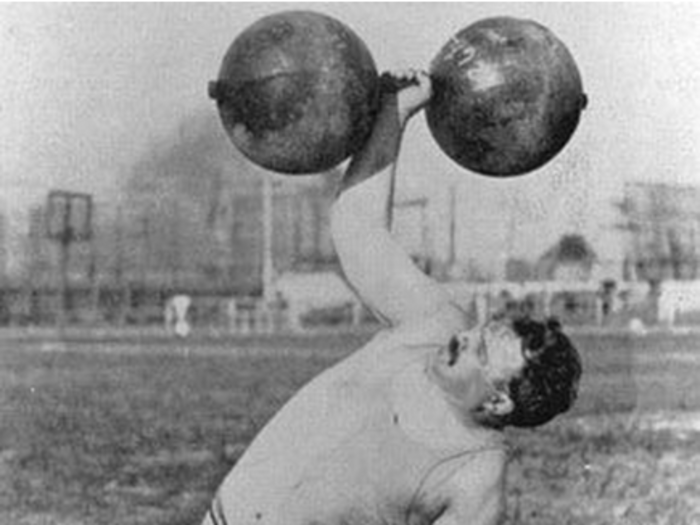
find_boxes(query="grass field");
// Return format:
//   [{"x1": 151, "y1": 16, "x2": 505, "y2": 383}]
[{"x1": 1, "y1": 330, "x2": 700, "y2": 525}]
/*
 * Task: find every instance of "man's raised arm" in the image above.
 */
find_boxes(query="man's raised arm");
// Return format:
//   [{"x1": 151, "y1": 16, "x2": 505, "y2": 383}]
[{"x1": 331, "y1": 71, "x2": 459, "y2": 327}]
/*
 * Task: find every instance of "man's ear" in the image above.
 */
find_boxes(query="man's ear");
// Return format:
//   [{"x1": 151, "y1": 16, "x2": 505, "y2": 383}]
[{"x1": 482, "y1": 391, "x2": 514, "y2": 416}]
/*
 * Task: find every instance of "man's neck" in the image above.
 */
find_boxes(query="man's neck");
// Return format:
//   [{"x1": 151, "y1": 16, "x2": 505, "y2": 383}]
[{"x1": 390, "y1": 361, "x2": 504, "y2": 452}]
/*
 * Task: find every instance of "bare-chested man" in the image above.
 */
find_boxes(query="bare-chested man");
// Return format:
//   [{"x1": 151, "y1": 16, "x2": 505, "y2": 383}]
[{"x1": 202, "y1": 70, "x2": 582, "y2": 525}]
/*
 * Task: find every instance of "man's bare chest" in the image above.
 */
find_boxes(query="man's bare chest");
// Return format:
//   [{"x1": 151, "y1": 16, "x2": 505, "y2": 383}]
[
  {"x1": 279, "y1": 418, "x2": 451, "y2": 525},
  {"x1": 279, "y1": 408, "x2": 504, "y2": 525}
]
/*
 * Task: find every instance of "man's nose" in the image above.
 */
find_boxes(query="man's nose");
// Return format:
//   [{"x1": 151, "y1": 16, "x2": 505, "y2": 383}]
[{"x1": 489, "y1": 319, "x2": 516, "y2": 338}]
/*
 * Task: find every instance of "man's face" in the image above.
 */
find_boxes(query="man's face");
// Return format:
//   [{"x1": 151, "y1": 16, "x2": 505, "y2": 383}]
[{"x1": 431, "y1": 320, "x2": 527, "y2": 407}]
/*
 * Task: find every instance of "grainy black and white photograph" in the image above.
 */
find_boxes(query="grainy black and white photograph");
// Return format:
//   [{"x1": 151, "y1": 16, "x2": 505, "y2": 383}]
[{"x1": 1, "y1": 3, "x2": 700, "y2": 525}]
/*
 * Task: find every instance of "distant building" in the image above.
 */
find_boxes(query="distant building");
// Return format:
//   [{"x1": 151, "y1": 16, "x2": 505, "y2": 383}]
[
  {"x1": 26, "y1": 205, "x2": 50, "y2": 282},
  {"x1": 0, "y1": 189, "x2": 36, "y2": 281},
  {"x1": 504, "y1": 258, "x2": 534, "y2": 283},
  {"x1": 535, "y1": 234, "x2": 598, "y2": 281},
  {"x1": 619, "y1": 182, "x2": 700, "y2": 281},
  {"x1": 272, "y1": 176, "x2": 338, "y2": 272},
  {"x1": 209, "y1": 164, "x2": 340, "y2": 294}
]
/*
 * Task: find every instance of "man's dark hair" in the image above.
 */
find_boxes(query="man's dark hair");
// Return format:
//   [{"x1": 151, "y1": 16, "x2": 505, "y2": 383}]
[{"x1": 482, "y1": 315, "x2": 582, "y2": 429}]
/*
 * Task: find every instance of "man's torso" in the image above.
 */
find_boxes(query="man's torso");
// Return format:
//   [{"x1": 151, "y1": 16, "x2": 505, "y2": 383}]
[{"x1": 213, "y1": 320, "x2": 506, "y2": 525}]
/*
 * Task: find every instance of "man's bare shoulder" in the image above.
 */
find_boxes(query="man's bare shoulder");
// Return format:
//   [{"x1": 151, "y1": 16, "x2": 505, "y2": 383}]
[{"x1": 360, "y1": 303, "x2": 467, "y2": 355}]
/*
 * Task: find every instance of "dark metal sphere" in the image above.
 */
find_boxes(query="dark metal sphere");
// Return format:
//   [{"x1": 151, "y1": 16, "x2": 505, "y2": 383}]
[
  {"x1": 427, "y1": 17, "x2": 587, "y2": 177},
  {"x1": 210, "y1": 11, "x2": 379, "y2": 175}
]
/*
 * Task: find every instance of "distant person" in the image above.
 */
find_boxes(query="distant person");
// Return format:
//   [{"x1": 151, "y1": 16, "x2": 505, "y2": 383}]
[
  {"x1": 202, "y1": 71, "x2": 581, "y2": 525},
  {"x1": 165, "y1": 294, "x2": 192, "y2": 338}
]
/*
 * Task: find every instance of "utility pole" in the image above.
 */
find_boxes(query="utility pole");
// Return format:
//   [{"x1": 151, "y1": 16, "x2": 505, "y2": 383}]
[
  {"x1": 448, "y1": 184, "x2": 457, "y2": 269},
  {"x1": 114, "y1": 205, "x2": 128, "y2": 326},
  {"x1": 57, "y1": 233, "x2": 70, "y2": 331},
  {"x1": 261, "y1": 174, "x2": 276, "y2": 304},
  {"x1": 88, "y1": 215, "x2": 99, "y2": 322},
  {"x1": 141, "y1": 213, "x2": 151, "y2": 288}
]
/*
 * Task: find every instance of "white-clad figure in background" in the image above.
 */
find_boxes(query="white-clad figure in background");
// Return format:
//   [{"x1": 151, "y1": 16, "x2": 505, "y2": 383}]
[{"x1": 165, "y1": 294, "x2": 192, "y2": 338}]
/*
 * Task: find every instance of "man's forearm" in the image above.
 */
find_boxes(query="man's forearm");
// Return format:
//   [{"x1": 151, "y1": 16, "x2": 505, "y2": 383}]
[
  {"x1": 338, "y1": 93, "x2": 403, "y2": 197},
  {"x1": 330, "y1": 71, "x2": 450, "y2": 327}
]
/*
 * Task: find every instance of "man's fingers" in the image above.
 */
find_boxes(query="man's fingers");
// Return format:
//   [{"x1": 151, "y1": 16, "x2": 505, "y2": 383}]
[
  {"x1": 379, "y1": 72, "x2": 419, "y2": 93},
  {"x1": 379, "y1": 69, "x2": 430, "y2": 94}
]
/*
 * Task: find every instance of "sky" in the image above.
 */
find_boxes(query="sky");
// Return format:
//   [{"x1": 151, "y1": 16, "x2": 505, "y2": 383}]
[{"x1": 1, "y1": 2, "x2": 699, "y2": 273}]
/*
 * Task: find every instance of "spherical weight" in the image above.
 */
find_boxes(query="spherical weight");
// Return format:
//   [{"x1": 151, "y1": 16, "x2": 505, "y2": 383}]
[
  {"x1": 427, "y1": 17, "x2": 587, "y2": 177},
  {"x1": 209, "y1": 11, "x2": 380, "y2": 175}
]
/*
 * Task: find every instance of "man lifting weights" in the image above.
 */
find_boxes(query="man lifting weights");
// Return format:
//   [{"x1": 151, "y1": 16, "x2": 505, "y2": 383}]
[{"x1": 202, "y1": 70, "x2": 582, "y2": 525}]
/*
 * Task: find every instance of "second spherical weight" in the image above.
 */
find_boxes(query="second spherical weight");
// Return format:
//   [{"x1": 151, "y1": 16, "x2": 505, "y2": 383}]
[
  {"x1": 209, "y1": 11, "x2": 380, "y2": 175},
  {"x1": 427, "y1": 17, "x2": 587, "y2": 177}
]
